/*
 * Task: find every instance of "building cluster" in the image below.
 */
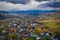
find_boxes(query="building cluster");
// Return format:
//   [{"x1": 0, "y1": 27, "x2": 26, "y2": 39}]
[{"x1": 0, "y1": 15, "x2": 60, "y2": 40}]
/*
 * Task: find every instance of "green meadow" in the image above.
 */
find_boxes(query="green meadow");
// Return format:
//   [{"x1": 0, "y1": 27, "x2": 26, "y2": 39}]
[{"x1": 40, "y1": 19, "x2": 60, "y2": 33}]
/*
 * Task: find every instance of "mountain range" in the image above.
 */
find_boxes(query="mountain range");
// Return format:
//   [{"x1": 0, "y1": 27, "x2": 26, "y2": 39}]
[{"x1": 0, "y1": 10, "x2": 60, "y2": 15}]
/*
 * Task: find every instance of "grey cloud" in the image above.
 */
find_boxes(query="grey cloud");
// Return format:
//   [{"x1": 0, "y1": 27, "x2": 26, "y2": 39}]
[
  {"x1": 0, "y1": 0, "x2": 60, "y2": 11},
  {"x1": 36, "y1": 0, "x2": 48, "y2": 1},
  {"x1": 0, "y1": 0, "x2": 60, "y2": 4},
  {"x1": 36, "y1": 0, "x2": 60, "y2": 2},
  {"x1": 0, "y1": 0, "x2": 30, "y2": 4}
]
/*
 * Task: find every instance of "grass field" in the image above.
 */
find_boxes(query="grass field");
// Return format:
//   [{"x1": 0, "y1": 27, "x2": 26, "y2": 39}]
[{"x1": 38, "y1": 19, "x2": 60, "y2": 32}]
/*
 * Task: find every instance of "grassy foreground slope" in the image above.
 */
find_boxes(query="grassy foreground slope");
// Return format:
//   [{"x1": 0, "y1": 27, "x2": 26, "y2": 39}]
[{"x1": 40, "y1": 19, "x2": 60, "y2": 32}]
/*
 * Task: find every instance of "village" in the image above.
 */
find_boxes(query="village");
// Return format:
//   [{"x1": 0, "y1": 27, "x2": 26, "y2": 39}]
[{"x1": 0, "y1": 13, "x2": 60, "y2": 40}]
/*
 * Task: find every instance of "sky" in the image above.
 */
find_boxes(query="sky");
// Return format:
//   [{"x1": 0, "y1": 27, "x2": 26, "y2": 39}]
[{"x1": 0, "y1": 0, "x2": 60, "y2": 11}]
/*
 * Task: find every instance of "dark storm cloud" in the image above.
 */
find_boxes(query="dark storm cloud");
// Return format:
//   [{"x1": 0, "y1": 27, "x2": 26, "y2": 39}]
[
  {"x1": 0, "y1": 0, "x2": 60, "y2": 4},
  {"x1": 0, "y1": 0, "x2": 30, "y2": 4},
  {"x1": 0, "y1": 0, "x2": 60, "y2": 11},
  {"x1": 36, "y1": 0, "x2": 48, "y2": 1},
  {"x1": 0, "y1": 0, "x2": 52, "y2": 4}
]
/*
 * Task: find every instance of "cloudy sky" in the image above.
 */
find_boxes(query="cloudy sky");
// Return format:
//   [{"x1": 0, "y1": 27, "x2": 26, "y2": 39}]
[{"x1": 0, "y1": 0, "x2": 60, "y2": 11}]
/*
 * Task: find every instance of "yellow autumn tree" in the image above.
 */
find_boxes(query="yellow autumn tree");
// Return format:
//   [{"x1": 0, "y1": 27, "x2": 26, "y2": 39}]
[{"x1": 34, "y1": 25, "x2": 41, "y2": 33}]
